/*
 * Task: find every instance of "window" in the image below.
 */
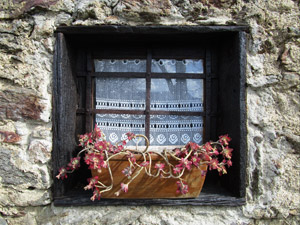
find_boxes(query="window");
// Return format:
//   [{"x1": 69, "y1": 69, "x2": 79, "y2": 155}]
[
  {"x1": 53, "y1": 26, "x2": 247, "y2": 206},
  {"x1": 93, "y1": 50, "x2": 204, "y2": 148}
]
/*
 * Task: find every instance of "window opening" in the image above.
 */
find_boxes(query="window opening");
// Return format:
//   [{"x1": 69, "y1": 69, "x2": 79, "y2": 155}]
[{"x1": 53, "y1": 26, "x2": 247, "y2": 206}]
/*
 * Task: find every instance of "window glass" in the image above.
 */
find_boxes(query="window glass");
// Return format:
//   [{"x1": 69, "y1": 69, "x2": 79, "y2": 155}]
[
  {"x1": 95, "y1": 59, "x2": 146, "y2": 72},
  {"x1": 95, "y1": 62, "x2": 203, "y2": 146},
  {"x1": 151, "y1": 59, "x2": 203, "y2": 73},
  {"x1": 150, "y1": 79, "x2": 204, "y2": 112},
  {"x1": 150, "y1": 115, "x2": 203, "y2": 145},
  {"x1": 95, "y1": 77, "x2": 146, "y2": 110},
  {"x1": 95, "y1": 77, "x2": 146, "y2": 146},
  {"x1": 96, "y1": 114, "x2": 145, "y2": 145}
]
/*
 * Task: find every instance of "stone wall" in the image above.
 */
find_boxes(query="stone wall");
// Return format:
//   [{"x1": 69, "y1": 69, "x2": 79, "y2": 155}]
[{"x1": 0, "y1": 0, "x2": 299, "y2": 224}]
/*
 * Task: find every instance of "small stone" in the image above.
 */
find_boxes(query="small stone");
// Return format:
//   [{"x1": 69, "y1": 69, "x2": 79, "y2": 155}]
[
  {"x1": 31, "y1": 126, "x2": 51, "y2": 139},
  {"x1": 0, "y1": 89, "x2": 44, "y2": 121},
  {"x1": 32, "y1": 15, "x2": 55, "y2": 39},
  {"x1": 281, "y1": 42, "x2": 300, "y2": 73},
  {"x1": 0, "y1": 0, "x2": 60, "y2": 19},
  {"x1": 247, "y1": 75, "x2": 280, "y2": 88},
  {"x1": 0, "y1": 187, "x2": 51, "y2": 207},
  {"x1": 0, "y1": 216, "x2": 7, "y2": 225},
  {"x1": 0, "y1": 131, "x2": 20, "y2": 143},
  {"x1": 288, "y1": 27, "x2": 300, "y2": 37},
  {"x1": 0, "y1": 148, "x2": 40, "y2": 187},
  {"x1": 28, "y1": 140, "x2": 52, "y2": 164},
  {"x1": 254, "y1": 136, "x2": 263, "y2": 143},
  {"x1": 114, "y1": 0, "x2": 181, "y2": 24},
  {"x1": 76, "y1": 0, "x2": 110, "y2": 20},
  {"x1": 289, "y1": 209, "x2": 299, "y2": 216},
  {"x1": 55, "y1": 12, "x2": 73, "y2": 26}
]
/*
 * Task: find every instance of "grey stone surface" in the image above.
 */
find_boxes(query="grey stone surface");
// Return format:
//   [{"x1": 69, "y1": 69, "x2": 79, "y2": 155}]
[
  {"x1": 0, "y1": 216, "x2": 7, "y2": 225},
  {"x1": 0, "y1": 0, "x2": 299, "y2": 224}
]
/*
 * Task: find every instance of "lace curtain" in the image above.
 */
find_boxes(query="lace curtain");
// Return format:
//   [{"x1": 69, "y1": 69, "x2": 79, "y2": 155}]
[{"x1": 95, "y1": 59, "x2": 204, "y2": 146}]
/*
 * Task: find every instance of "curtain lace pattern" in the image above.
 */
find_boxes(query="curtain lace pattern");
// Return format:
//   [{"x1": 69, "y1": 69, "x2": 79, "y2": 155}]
[{"x1": 95, "y1": 59, "x2": 204, "y2": 146}]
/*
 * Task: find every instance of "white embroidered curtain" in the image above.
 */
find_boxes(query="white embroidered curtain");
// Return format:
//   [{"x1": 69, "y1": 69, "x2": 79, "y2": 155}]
[{"x1": 95, "y1": 59, "x2": 204, "y2": 146}]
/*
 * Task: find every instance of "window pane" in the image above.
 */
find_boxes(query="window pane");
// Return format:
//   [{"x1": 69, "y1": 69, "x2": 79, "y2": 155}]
[
  {"x1": 96, "y1": 114, "x2": 145, "y2": 145},
  {"x1": 95, "y1": 77, "x2": 146, "y2": 110},
  {"x1": 151, "y1": 59, "x2": 203, "y2": 73},
  {"x1": 95, "y1": 59, "x2": 146, "y2": 72},
  {"x1": 150, "y1": 79, "x2": 204, "y2": 111},
  {"x1": 150, "y1": 115, "x2": 203, "y2": 146}
]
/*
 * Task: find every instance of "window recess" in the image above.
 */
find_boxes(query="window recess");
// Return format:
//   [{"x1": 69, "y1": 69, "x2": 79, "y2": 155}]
[{"x1": 53, "y1": 26, "x2": 248, "y2": 206}]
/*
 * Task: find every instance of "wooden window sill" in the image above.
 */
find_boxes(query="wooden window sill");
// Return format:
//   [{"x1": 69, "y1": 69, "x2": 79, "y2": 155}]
[{"x1": 53, "y1": 183, "x2": 246, "y2": 206}]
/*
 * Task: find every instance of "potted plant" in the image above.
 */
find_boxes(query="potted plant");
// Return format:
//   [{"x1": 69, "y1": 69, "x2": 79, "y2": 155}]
[{"x1": 56, "y1": 125, "x2": 233, "y2": 201}]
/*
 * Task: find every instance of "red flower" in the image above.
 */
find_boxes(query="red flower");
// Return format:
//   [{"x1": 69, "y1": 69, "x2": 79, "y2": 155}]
[
  {"x1": 155, "y1": 163, "x2": 165, "y2": 171},
  {"x1": 84, "y1": 153, "x2": 105, "y2": 170},
  {"x1": 121, "y1": 183, "x2": 128, "y2": 193},
  {"x1": 209, "y1": 158, "x2": 219, "y2": 170},
  {"x1": 181, "y1": 148, "x2": 188, "y2": 156},
  {"x1": 91, "y1": 188, "x2": 101, "y2": 201},
  {"x1": 219, "y1": 134, "x2": 231, "y2": 146},
  {"x1": 185, "y1": 142, "x2": 199, "y2": 151},
  {"x1": 173, "y1": 166, "x2": 182, "y2": 174},
  {"x1": 118, "y1": 145, "x2": 124, "y2": 151},
  {"x1": 203, "y1": 142, "x2": 213, "y2": 152},
  {"x1": 178, "y1": 158, "x2": 192, "y2": 170},
  {"x1": 79, "y1": 133, "x2": 92, "y2": 147},
  {"x1": 93, "y1": 124, "x2": 102, "y2": 139},
  {"x1": 84, "y1": 176, "x2": 99, "y2": 190},
  {"x1": 210, "y1": 146, "x2": 219, "y2": 156},
  {"x1": 126, "y1": 132, "x2": 135, "y2": 140},
  {"x1": 173, "y1": 148, "x2": 181, "y2": 157},
  {"x1": 122, "y1": 167, "x2": 132, "y2": 177},
  {"x1": 174, "y1": 148, "x2": 188, "y2": 158},
  {"x1": 191, "y1": 156, "x2": 200, "y2": 167},
  {"x1": 94, "y1": 140, "x2": 107, "y2": 151},
  {"x1": 222, "y1": 146, "x2": 233, "y2": 159},
  {"x1": 227, "y1": 160, "x2": 232, "y2": 167},
  {"x1": 199, "y1": 153, "x2": 212, "y2": 162},
  {"x1": 56, "y1": 167, "x2": 68, "y2": 180},
  {"x1": 176, "y1": 181, "x2": 189, "y2": 195},
  {"x1": 218, "y1": 164, "x2": 227, "y2": 175},
  {"x1": 110, "y1": 144, "x2": 124, "y2": 154},
  {"x1": 126, "y1": 151, "x2": 136, "y2": 164},
  {"x1": 67, "y1": 157, "x2": 81, "y2": 170}
]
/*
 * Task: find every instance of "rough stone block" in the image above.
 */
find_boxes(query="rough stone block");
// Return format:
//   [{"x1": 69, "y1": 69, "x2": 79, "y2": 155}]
[
  {"x1": 31, "y1": 126, "x2": 51, "y2": 139},
  {"x1": 0, "y1": 187, "x2": 51, "y2": 207},
  {"x1": 281, "y1": 42, "x2": 300, "y2": 74},
  {"x1": 0, "y1": 147, "x2": 51, "y2": 189},
  {"x1": 114, "y1": 0, "x2": 183, "y2": 23},
  {"x1": 0, "y1": 89, "x2": 44, "y2": 121},
  {"x1": 0, "y1": 0, "x2": 59, "y2": 19},
  {"x1": 0, "y1": 131, "x2": 20, "y2": 143},
  {"x1": 28, "y1": 139, "x2": 52, "y2": 164}
]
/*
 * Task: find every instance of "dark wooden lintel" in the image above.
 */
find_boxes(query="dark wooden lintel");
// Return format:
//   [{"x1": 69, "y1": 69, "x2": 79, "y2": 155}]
[{"x1": 56, "y1": 25, "x2": 250, "y2": 34}]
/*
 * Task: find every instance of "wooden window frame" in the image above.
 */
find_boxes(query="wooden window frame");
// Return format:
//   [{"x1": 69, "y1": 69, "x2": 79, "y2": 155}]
[{"x1": 53, "y1": 26, "x2": 248, "y2": 206}]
